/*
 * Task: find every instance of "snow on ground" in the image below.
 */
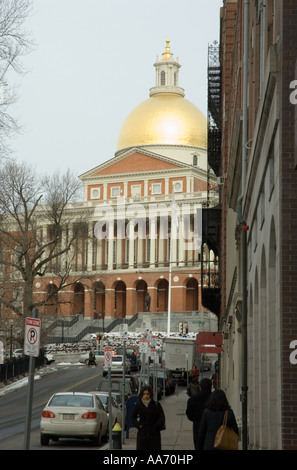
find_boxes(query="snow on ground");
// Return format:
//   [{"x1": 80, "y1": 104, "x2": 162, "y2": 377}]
[
  {"x1": 45, "y1": 331, "x2": 196, "y2": 354},
  {"x1": 0, "y1": 365, "x2": 57, "y2": 396},
  {"x1": 0, "y1": 331, "x2": 196, "y2": 396}
]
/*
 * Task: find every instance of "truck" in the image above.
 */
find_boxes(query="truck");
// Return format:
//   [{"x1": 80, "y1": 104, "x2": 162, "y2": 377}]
[{"x1": 163, "y1": 336, "x2": 199, "y2": 385}]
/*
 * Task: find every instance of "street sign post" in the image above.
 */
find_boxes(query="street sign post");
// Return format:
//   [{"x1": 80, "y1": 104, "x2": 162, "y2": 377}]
[
  {"x1": 24, "y1": 317, "x2": 41, "y2": 357},
  {"x1": 104, "y1": 346, "x2": 113, "y2": 449},
  {"x1": 24, "y1": 308, "x2": 40, "y2": 450}
]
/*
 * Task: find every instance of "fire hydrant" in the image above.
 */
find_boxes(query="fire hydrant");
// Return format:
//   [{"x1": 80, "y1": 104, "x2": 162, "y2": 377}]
[{"x1": 112, "y1": 422, "x2": 122, "y2": 449}]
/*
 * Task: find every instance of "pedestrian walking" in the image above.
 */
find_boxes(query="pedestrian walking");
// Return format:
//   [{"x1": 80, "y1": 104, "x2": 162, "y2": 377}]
[
  {"x1": 186, "y1": 376, "x2": 200, "y2": 397},
  {"x1": 186, "y1": 378, "x2": 212, "y2": 449},
  {"x1": 211, "y1": 370, "x2": 218, "y2": 390},
  {"x1": 197, "y1": 389, "x2": 239, "y2": 450},
  {"x1": 131, "y1": 386, "x2": 165, "y2": 450},
  {"x1": 189, "y1": 363, "x2": 199, "y2": 379},
  {"x1": 88, "y1": 349, "x2": 96, "y2": 366}
]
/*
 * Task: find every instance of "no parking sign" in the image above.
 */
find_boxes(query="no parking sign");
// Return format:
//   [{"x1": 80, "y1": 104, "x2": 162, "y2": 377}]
[{"x1": 24, "y1": 317, "x2": 41, "y2": 357}]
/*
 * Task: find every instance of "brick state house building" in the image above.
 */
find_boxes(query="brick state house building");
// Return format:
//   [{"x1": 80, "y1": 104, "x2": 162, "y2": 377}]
[{"x1": 33, "y1": 40, "x2": 219, "y2": 327}]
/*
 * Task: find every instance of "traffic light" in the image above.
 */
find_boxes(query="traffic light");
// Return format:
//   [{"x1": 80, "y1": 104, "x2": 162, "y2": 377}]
[
  {"x1": 185, "y1": 325, "x2": 189, "y2": 334},
  {"x1": 97, "y1": 335, "x2": 101, "y2": 341}
]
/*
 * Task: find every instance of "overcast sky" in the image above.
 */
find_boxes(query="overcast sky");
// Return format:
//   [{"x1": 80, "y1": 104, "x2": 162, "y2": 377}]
[{"x1": 9, "y1": 0, "x2": 222, "y2": 178}]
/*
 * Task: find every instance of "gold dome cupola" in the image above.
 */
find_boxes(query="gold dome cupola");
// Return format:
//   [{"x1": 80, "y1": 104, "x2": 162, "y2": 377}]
[
  {"x1": 149, "y1": 38, "x2": 185, "y2": 98},
  {"x1": 116, "y1": 39, "x2": 207, "y2": 152}
]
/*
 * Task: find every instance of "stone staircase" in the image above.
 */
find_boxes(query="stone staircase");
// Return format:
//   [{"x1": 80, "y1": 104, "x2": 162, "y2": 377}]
[{"x1": 45, "y1": 310, "x2": 218, "y2": 344}]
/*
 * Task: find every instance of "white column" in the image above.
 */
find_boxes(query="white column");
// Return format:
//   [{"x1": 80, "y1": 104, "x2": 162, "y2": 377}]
[
  {"x1": 150, "y1": 219, "x2": 156, "y2": 268},
  {"x1": 87, "y1": 222, "x2": 93, "y2": 271}
]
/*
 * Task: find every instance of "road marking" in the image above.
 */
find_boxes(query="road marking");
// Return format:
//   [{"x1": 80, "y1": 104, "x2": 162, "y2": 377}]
[{"x1": 34, "y1": 370, "x2": 103, "y2": 408}]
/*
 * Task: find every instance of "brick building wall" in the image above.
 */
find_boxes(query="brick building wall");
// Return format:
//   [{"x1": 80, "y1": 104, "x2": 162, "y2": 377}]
[{"x1": 280, "y1": 0, "x2": 297, "y2": 450}]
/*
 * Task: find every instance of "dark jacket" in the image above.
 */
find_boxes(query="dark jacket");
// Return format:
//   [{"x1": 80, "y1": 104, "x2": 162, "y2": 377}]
[
  {"x1": 197, "y1": 408, "x2": 239, "y2": 450},
  {"x1": 131, "y1": 399, "x2": 165, "y2": 450},
  {"x1": 186, "y1": 388, "x2": 212, "y2": 449}
]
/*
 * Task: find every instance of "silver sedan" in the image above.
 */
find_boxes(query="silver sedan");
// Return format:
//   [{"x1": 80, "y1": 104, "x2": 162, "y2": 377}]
[{"x1": 40, "y1": 392, "x2": 108, "y2": 446}]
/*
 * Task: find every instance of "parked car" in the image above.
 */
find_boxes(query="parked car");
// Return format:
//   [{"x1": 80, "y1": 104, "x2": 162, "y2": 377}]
[
  {"x1": 109, "y1": 373, "x2": 139, "y2": 394},
  {"x1": 111, "y1": 391, "x2": 123, "y2": 409},
  {"x1": 115, "y1": 346, "x2": 141, "y2": 371},
  {"x1": 96, "y1": 376, "x2": 135, "y2": 402},
  {"x1": 12, "y1": 349, "x2": 24, "y2": 358},
  {"x1": 44, "y1": 352, "x2": 55, "y2": 365},
  {"x1": 200, "y1": 355, "x2": 212, "y2": 371},
  {"x1": 79, "y1": 350, "x2": 105, "y2": 365},
  {"x1": 102, "y1": 355, "x2": 131, "y2": 376},
  {"x1": 40, "y1": 392, "x2": 108, "y2": 446},
  {"x1": 90, "y1": 391, "x2": 122, "y2": 428},
  {"x1": 149, "y1": 367, "x2": 176, "y2": 396}
]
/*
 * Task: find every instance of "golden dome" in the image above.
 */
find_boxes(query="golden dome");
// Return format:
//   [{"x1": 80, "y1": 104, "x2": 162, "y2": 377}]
[
  {"x1": 116, "y1": 40, "x2": 207, "y2": 152},
  {"x1": 117, "y1": 93, "x2": 207, "y2": 151}
]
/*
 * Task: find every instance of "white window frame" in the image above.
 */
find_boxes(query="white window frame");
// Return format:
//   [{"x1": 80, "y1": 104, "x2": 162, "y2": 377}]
[
  {"x1": 151, "y1": 183, "x2": 162, "y2": 195},
  {"x1": 90, "y1": 188, "x2": 100, "y2": 200},
  {"x1": 111, "y1": 186, "x2": 121, "y2": 198},
  {"x1": 173, "y1": 180, "x2": 183, "y2": 192},
  {"x1": 131, "y1": 184, "x2": 141, "y2": 199}
]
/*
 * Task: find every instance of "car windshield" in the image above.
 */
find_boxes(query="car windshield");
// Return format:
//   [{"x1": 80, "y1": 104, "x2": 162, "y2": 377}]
[
  {"x1": 98, "y1": 381, "x2": 121, "y2": 392},
  {"x1": 112, "y1": 356, "x2": 123, "y2": 362},
  {"x1": 49, "y1": 394, "x2": 94, "y2": 408},
  {"x1": 116, "y1": 348, "x2": 136, "y2": 358}
]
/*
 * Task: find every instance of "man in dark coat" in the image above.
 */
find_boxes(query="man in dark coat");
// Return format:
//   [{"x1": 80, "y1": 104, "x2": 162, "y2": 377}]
[
  {"x1": 131, "y1": 386, "x2": 165, "y2": 450},
  {"x1": 186, "y1": 378, "x2": 212, "y2": 449}
]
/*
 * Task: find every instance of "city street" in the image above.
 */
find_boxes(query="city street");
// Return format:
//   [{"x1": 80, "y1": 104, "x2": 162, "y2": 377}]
[
  {"x1": 0, "y1": 360, "x2": 104, "y2": 450},
  {"x1": 0, "y1": 354, "x2": 213, "y2": 451}
]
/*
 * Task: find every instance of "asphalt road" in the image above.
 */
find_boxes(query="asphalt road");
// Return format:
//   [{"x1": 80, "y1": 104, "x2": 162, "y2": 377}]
[{"x1": 0, "y1": 361, "x2": 105, "y2": 450}]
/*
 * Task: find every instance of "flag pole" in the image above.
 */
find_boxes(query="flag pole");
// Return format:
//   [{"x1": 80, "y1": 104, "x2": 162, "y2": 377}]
[
  {"x1": 167, "y1": 226, "x2": 172, "y2": 336},
  {"x1": 167, "y1": 190, "x2": 179, "y2": 336}
]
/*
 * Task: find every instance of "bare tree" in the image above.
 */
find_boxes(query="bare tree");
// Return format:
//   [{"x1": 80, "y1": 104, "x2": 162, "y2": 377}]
[
  {"x1": 0, "y1": 158, "x2": 88, "y2": 318},
  {"x1": 0, "y1": 0, "x2": 33, "y2": 156}
]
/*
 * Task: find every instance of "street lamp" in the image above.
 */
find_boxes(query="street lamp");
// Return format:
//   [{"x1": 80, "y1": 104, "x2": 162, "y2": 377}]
[
  {"x1": 98, "y1": 312, "x2": 104, "y2": 332},
  {"x1": 10, "y1": 323, "x2": 13, "y2": 359}
]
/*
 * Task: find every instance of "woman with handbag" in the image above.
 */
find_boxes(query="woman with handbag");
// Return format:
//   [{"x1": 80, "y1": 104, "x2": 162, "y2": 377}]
[
  {"x1": 131, "y1": 386, "x2": 165, "y2": 450},
  {"x1": 197, "y1": 389, "x2": 239, "y2": 450}
]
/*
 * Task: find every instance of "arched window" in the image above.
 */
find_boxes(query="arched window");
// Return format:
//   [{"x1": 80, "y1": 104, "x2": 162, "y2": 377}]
[
  {"x1": 193, "y1": 155, "x2": 197, "y2": 166},
  {"x1": 161, "y1": 71, "x2": 166, "y2": 85}
]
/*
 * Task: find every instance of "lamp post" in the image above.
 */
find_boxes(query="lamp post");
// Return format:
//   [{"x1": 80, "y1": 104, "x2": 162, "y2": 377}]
[
  {"x1": 98, "y1": 312, "x2": 104, "y2": 332},
  {"x1": 9, "y1": 322, "x2": 13, "y2": 359}
]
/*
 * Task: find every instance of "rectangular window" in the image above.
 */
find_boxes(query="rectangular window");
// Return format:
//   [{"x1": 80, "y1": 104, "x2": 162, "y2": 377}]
[
  {"x1": 152, "y1": 183, "x2": 161, "y2": 194},
  {"x1": 111, "y1": 186, "x2": 120, "y2": 198},
  {"x1": 131, "y1": 184, "x2": 141, "y2": 199}
]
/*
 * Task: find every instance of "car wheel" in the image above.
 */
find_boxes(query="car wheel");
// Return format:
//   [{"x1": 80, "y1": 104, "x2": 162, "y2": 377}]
[
  {"x1": 92, "y1": 426, "x2": 102, "y2": 446},
  {"x1": 40, "y1": 433, "x2": 50, "y2": 446}
]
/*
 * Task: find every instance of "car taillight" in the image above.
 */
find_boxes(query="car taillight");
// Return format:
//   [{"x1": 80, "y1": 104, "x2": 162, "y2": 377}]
[
  {"x1": 82, "y1": 412, "x2": 97, "y2": 419},
  {"x1": 42, "y1": 410, "x2": 55, "y2": 418}
]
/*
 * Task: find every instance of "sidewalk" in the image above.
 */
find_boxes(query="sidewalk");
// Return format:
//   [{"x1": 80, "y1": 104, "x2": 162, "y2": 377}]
[{"x1": 111, "y1": 387, "x2": 195, "y2": 451}]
